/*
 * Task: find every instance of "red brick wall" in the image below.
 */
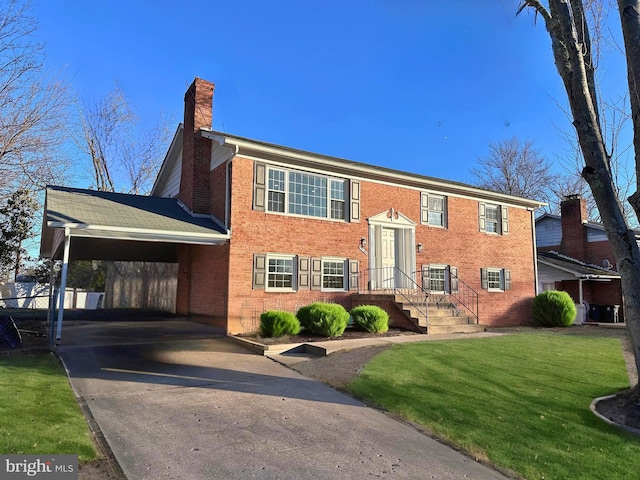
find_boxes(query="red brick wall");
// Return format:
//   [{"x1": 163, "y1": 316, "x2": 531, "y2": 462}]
[
  {"x1": 209, "y1": 162, "x2": 227, "y2": 225},
  {"x1": 351, "y1": 297, "x2": 421, "y2": 332},
  {"x1": 180, "y1": 243, "x2": 230, "y2": 329},
  {"x1": 179, "y1": 78, "x2": 214, "y2": 214},
  {"x1": 220, "y1": 157, "x2": 537, "y2": 333},
  {"x1": 559, "y1": 278, "x2": 623, "y2": 321},
  {"x1": 560, "y1": 196, "x2": 587, "y2": 260},
  {"x1": 585, "y1": 240, "x2": 616, "y2": 269}
]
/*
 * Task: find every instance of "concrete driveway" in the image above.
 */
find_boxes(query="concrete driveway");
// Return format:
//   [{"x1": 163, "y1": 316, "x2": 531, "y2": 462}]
[{"x1": 58, "y1": 320, "x2": 508, "y2": 480}]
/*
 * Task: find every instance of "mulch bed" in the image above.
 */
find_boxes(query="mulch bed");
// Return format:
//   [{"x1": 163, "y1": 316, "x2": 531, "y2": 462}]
[{"x1": 237, "y1": 327, "x2": 419, "y2": 345}]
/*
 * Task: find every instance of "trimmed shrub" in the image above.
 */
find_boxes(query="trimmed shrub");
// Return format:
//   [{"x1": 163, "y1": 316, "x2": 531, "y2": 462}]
[
  {"x1": 260, "y1": 310, "x2": 301, "y2": 337},
  {"x1": 351, "y1": 305, "x2": 390, "y2": 333},
  {"x1": 532, "y1": 291, "x2": 576, "y2": 327},
  {"x1": 296, "y1": 303, "x2": 316, "y2": 330},
  {"x1": 297, "y1": 302, "x2": 349, "y2": 337}
]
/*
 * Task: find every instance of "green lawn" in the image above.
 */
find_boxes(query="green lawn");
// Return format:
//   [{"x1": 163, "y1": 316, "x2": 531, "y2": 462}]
[
  {"x1": 0, "y1": 352, "x2": 98, "y2": 461},
  {"x1": 348, "y1": 333, "x2": 640, "y2": 479}
]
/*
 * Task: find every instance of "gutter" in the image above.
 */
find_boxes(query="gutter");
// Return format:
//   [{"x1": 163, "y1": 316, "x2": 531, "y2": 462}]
[
  {"x1": 202, "y1": 130, "x2": 546, "y2": 210},
  {"x1": 46, "y1": 222, "x2": 230, "y2": 244}
]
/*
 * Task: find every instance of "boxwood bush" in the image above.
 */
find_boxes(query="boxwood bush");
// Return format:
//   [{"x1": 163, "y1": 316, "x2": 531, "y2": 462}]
[
  {"x1": 296, "y1": 303, "x2": 315, "y2": 330},
  {"x1": 532, "y1": 291, "x2": 576, "y2": 327},
  {"x1": 260, "y1": 310, "x2": 301, "y2": 337},
  {"x1": 296, "y1": 302, "x2": 349, "y2": 337},
  {"x1": 350, "y1": 305, "x2": 390, "y2": 333}
]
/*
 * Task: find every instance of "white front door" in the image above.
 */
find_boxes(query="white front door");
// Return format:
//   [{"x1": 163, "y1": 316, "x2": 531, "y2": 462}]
[{"x1": 381, "y1": 228, "x2": 396, "y2": 287}]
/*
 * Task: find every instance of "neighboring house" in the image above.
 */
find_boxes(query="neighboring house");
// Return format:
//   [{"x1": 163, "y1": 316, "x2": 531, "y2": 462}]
[
  {"x1": 42, "y1": 78, "x2": 544, "y2": 336},
  {"x1": 535, "y1": 195, "x2": 625, "y2": 323}
]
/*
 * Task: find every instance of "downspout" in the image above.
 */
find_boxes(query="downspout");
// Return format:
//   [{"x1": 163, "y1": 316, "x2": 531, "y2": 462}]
[{"x1": 530, "y1": 208, "x2": 540, "y2": 295}]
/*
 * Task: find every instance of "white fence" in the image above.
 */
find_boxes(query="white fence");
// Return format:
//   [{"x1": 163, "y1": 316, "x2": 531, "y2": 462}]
[{"x1": 0, "y1": 282, "x2": 104, "y2": 310}]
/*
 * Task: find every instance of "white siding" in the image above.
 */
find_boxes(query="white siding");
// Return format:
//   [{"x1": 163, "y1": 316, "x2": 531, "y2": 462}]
[
  {"x1": 155, "y1": 150, "x2": 182, "y2": 198},
  {"x1": 537, "y1": 263, "x2": 575, "y2": 292},
  {"x1": 535, "y1": 217, "x2": 562, "y2": 247},
  {"x1": 586, "y1": 227, "x2": 608, "y2": 242}
]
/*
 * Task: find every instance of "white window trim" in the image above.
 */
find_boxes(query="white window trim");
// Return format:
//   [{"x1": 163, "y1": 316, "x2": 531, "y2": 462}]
[
  {"x1": 321, "y1": 257, "x2": 348, "y2": 292},
  {"x1": 428, "y1": 264, "x2": 449, "y2": 294},
  {"x1": 266, "y1": 166, "x2": 348, "y2": 221},
  {"x1": 423, "y1": 192, "x2": 447, "y2": 228},
  {"x1": 485, "y1": 205, "x2": 500, "y2": 235},
  {"x1": 487, "y1": 267, "x2": 504, "y2": 292},
  {"x1": 265, "y1": 254, "x2": 297, "y2": 292}
]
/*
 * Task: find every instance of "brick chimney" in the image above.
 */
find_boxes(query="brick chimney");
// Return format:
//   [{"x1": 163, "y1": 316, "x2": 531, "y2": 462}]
[
  {"x1": 179, "y1": 78, "x2": 215, "y2": 214},
  {"x1": 560, "y1": 194, "x2": 588, "y2": 260}
]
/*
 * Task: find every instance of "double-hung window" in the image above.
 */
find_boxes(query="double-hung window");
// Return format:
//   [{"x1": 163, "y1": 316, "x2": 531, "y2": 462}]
[
  {"x1": 322, "y1": 259, "x2": 346, "y2": 290},
  {"x1": 479, "y1": 203, "x2": 508, "y2": 235},
  {"x1": 481, "y1": 268, "x2": 511, "y2": 292},
  {"x1": 485, "y1": 205, "x2": 499, "y2": 233},
  {"x1": 267, "y1": 255, "x2": 295, "y2": 291},
  {"x1": 487, "y1": 269, "x2": 502, "y2": 290},
  {"x1": 266, "y1": 167, "x2": 346, "y2": 220},
  {"x1": 267, "y1": 169, "x2": 286, "y2": 213},
  {"x1": 330, "y1": 180, "x2": 345, "y2": 220},
  {"x1": 429, "y1": 266, "x2": 447, "y2": 293},
  {"x1": 421, "y1": 192, "x2": 447, "y2": 227}
]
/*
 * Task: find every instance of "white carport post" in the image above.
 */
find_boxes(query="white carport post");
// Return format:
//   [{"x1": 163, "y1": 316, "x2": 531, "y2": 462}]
[
  {"x1": 55, "y1": 228, "x2": 71, "y2": 344},
  {"x1": 578, "y1": 278, "x2": 584, "y2": 304},
  {"x1": 47, "y1": 258, "x2": 56, "y2": 349}
]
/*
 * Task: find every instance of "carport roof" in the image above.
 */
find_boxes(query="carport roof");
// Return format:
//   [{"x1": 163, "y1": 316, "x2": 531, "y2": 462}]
[
  {"x1": 40, "y1": 186, "x2": 230, "y2": 261},
  {"x1": 538, "y1": 251, "x2": 620, "y2": 279}
]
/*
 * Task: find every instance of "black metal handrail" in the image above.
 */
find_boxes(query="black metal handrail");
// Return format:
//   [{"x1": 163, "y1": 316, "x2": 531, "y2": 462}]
[
  {"x1": 416, "y1": 267, "x2": 479, "y2": 323},
  {"x1": 357, "y1": 266, "x2": 428, "y2": 325}
]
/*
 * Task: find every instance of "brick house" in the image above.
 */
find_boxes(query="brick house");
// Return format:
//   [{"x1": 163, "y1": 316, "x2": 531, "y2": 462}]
[
  {"x1": 145, "y1": 78, "x2": 544, "y2": 334},
  {"x1": 536, "y1": 195, "x2": 624, "y2": 323}
]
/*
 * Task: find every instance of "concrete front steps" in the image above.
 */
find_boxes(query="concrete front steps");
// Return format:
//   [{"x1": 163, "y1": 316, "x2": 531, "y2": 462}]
[
  {"x1": 423, "y1": 301, "x2": 484, "y2": 334},
  {"x1": 353, "y1": 292, "x2": 485, "y2": 334}
]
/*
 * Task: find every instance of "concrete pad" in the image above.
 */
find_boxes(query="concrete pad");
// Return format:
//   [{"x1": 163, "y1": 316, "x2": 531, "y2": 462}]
[{"x1": 58, "y1": 321, "x2": 508, "y2": 480}]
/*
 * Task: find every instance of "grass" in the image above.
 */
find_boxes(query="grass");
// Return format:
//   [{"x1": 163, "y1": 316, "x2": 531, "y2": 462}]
[
  {"x1": 348, "y1": 333, "x2": 640, "y2": 479},
  {"x1": 0, "y1": 352, "x2": 98, "y2": 461}
]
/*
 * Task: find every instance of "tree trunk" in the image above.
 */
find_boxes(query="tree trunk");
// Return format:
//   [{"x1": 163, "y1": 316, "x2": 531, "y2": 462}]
[{"x1": 522, "y1": 0, "x2": 640, "y2": 377}]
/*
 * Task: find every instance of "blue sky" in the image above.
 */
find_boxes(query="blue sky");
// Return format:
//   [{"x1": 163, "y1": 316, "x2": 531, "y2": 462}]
[{"x1": 32, "y1": 0, "x2": 629, "y2": 187}]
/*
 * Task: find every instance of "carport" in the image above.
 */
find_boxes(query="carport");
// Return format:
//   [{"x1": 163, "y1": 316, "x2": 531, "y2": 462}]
[{"x1": 40, "y1": 185, "x2": 230, "y2": 345}]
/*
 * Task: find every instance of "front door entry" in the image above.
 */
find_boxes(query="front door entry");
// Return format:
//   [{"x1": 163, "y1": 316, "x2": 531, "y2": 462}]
[{"x1": 381, "y1": 228, "x2": 395, "y2": 287}]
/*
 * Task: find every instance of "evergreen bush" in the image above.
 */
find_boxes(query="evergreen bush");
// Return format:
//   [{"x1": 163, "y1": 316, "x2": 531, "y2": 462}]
[
  {"x1": 350, "y1": 305, "x2": 390, "y2": 333},
  {"x1": 532, "y1": 291, "x2": 576, "y2": 327},
  {"x1": 260, "y1": 310, "x2": 301, "y2": 337},
  {"x1": 297, "y1": 302, "x2": 349, "y2": 337}
]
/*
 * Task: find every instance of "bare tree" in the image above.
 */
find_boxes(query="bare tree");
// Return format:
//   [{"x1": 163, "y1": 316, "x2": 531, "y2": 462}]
[
  {"x1": 548, "y1": 151, "x2": 600, "y2": 217},
  {"x1": 77, "y1": 81, "x2": 171, "y2": 194},
  {"x1": 471, "y1": 136, "x2": 559, "y2": 204},
  {"x1": 518, "y1": 0, "x2": 640, "y2": 378},
  {"x1": 0, "y1": 0, "x2": 71, "y2": 201}
]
